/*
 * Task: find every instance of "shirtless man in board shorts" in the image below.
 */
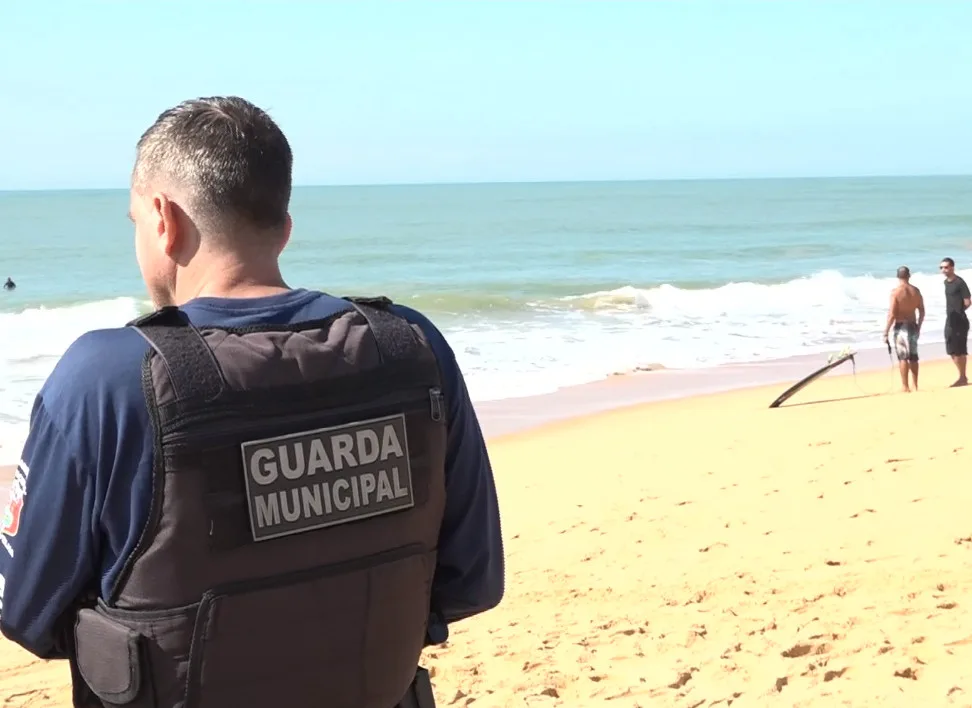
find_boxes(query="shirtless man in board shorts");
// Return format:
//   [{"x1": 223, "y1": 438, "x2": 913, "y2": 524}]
[{"x1": 883, "y1": 265, "x2": 925, "y2": 392}]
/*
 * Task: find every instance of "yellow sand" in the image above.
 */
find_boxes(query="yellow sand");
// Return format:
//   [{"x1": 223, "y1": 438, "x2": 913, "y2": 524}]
[{"x1": 4, "y1": 360, "x2": 972, "y2": 707}]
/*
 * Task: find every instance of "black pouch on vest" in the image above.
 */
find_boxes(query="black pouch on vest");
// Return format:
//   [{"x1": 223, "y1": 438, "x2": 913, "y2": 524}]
[{"x1": 74, "y1": 609, "x2": 154, "y2": 708}]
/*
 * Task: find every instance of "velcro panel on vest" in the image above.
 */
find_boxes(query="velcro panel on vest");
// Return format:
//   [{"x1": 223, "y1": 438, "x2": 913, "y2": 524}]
[{"x1": 199, "y1": 399, "x2": 439, "y2": 552}]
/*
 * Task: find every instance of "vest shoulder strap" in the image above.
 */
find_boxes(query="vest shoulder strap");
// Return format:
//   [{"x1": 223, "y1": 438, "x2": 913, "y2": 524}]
[
  {"x1": 342, "y1": 296, "x2": 421, "y2": 364},
  {"x1": 128, "y1": 307, "x2": 225, "y2": 403}
]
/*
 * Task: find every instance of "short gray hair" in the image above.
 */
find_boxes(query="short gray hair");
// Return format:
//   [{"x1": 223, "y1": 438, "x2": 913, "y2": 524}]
[{"x1": 133, "y1": 96, "x2": 293, "y2": 234}]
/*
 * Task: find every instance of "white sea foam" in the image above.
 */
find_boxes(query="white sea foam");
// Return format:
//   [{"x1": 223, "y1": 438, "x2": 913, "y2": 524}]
[
  {"x1": 0, "y1": 269, "x2": 963, "y2": 462},
  {"x1": 451, "y1": 268, "x2": 968, "y2": 401}
]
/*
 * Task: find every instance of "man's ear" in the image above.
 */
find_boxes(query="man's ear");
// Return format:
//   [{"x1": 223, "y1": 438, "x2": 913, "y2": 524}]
[{"x1": 153, "y1": 193, "x2": 180, "y2": 256}]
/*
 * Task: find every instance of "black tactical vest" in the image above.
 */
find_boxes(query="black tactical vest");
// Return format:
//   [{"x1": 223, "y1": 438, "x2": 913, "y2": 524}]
[{"x1": 69, "y1": 297, "x2": 448, "y2": 708}]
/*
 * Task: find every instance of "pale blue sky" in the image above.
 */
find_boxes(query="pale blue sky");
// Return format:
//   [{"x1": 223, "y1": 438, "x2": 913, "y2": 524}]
[{"x1": 2, "y1": 1, "x2": 971, "y2": 190}]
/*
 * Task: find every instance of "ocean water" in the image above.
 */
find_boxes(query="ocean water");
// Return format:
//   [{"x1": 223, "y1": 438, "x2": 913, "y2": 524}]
[{"x1": 0, "y1": 176, "x2": 970, "y2": 462}]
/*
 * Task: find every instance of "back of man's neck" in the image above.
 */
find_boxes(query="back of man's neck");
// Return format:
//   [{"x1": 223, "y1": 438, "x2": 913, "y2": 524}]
[
  {"x1": 189, "y1": 282, "x2": 291, "y2": 301},
  {"x1": 177, "y1": 264, "x2": 290, "y2": 303}
]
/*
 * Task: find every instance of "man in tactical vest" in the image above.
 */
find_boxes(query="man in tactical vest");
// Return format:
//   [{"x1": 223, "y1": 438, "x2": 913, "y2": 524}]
[{"x1": 0, "y1": 96, "x2": 505, "y2": 708}]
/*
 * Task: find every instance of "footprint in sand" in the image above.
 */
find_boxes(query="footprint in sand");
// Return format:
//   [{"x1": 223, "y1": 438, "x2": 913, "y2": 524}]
[
  {"x1": 781, "y1": 642, "x2": 831, "y2": 659},
  {"x1": 668, "y1": 670, "x2": 694, "y2": 689}
]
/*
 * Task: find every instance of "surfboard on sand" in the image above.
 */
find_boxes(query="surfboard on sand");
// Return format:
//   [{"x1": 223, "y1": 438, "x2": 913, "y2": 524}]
[{"x1": 769, "y1": 349, "x2": 856, "y2": 409}]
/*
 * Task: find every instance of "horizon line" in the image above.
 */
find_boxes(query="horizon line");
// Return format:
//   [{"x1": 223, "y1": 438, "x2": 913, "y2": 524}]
[{"x1": 1, "y1": 171, "x2": 971, "y2": 194}]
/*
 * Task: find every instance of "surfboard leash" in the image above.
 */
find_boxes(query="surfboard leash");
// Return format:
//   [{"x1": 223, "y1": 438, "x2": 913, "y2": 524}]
[{"x1": 849, "y1": 341, "x2": 896, "y2": 398}]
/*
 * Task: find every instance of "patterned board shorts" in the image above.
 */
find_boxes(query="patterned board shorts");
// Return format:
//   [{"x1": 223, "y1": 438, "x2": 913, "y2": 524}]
[{"x1": 893, "y1": 322, "x2": 919, "y2": 362}]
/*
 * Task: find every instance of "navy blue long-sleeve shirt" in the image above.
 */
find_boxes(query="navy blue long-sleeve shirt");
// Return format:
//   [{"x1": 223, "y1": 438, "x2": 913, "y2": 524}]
[{"x1": 0, "y1": 289, "x2": 504, "y2": 658}]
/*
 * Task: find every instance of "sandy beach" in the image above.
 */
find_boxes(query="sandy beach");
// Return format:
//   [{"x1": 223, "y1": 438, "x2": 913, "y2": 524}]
[{"x1": 4, "y1": 357, "x2": 972, "y2": 706}]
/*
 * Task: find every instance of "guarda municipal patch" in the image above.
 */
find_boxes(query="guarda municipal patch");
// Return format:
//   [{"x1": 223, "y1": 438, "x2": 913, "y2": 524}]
[{"x1": 240, "y1": 413, "x2": 415, "y2": 542}]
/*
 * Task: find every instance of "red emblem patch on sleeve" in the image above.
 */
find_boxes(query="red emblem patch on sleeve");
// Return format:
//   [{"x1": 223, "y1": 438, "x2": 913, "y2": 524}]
[
  {"x1": 1, "y1": 462, "x2": 29, "y2": 540},
  {"x1": 1, "y1": 495, "x2": 23, "y2": 538}
]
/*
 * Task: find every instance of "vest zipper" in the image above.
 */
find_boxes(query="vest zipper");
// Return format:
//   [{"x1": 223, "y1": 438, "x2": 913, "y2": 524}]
[
  {"x1": 429, "y1": 386, "x2": 444, "y2": 422},
  {"x1": 162, "y1": 386, "x2": 445, "y2": 445}
]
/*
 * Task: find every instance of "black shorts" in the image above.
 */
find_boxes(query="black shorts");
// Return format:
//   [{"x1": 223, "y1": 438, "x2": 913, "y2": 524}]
[{"x1": 945, "y1": 314, "x2": 969, "y2": 356}]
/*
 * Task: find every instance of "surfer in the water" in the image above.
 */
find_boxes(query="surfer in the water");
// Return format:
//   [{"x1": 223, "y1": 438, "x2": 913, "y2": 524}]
[
  {"x1": 882, "y1": 266, "x2": 925, "y2": 392},
  {"x1": 2, "y1": 277, "x2": 14, "y2": 291}
]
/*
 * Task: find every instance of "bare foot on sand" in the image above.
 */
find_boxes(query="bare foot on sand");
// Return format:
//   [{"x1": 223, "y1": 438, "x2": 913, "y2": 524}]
[{"x1": 950, "y1": 378, "x2": 968, "y2": 388}]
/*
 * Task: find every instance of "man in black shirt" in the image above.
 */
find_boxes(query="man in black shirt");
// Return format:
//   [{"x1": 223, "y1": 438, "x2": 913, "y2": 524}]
[{"x1": 941, "y1": 257, "x2": 971, "y2": 386}]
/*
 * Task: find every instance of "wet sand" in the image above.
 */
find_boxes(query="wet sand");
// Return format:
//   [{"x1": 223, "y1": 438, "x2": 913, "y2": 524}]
[
  {"x1": 473, "y1": 341, "x2": 947, "y2": 438},
  {"x1": 4, "y1": 356, "x2": 972, "y2": 706}
]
